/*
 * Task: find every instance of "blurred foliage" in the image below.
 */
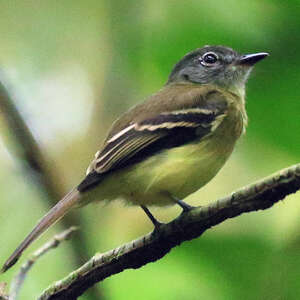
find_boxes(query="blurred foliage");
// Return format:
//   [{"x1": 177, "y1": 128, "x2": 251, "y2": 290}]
[{"x1": 0, "y1": 1, "x2": 300, "y2": 299}]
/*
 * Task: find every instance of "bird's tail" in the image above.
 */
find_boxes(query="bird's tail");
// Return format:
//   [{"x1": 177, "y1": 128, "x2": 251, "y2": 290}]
[{"x1": 1, "y1": 188, "x2": 81, "y2": 273}]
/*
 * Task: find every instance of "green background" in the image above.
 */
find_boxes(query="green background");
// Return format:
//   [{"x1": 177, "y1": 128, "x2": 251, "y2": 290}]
[{"x1": 0, "y1": 1, "x2": 300, "y2": 299}]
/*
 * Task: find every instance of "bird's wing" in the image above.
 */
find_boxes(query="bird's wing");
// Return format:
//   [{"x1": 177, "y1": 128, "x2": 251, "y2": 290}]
[{"x1": 78, "y1": 92, "x2": 228, "y2": 192}]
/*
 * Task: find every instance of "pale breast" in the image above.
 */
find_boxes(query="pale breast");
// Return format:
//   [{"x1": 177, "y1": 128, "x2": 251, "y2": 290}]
[
  {"x1": 117, "y1": 106, "x2": 244, "y2": 206},
  {"x1": 83, "y1": 100, "x2": 245, "y2": 207}
]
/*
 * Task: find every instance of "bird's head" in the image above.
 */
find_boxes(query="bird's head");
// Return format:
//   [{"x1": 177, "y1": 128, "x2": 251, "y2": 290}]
[{"x1": 168, "y1": 45, "x2": 268, "y2": 95}]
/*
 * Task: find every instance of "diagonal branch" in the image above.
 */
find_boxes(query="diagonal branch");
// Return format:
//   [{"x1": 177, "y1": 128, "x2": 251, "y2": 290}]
[
  {"x1": 0, "y1": 73, "x2": 103, "y2": 300},
  {"x1": 0, "y1": 73, "x2": 62, "y2": 201},
  {"x1": 39, "y1": 163, "x2": 300, "y2": 300}
]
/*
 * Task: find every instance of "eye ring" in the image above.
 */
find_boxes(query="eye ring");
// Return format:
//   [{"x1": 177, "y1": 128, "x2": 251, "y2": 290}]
[{"x1": 200, "y1": 52, "x2": 219, "y2": 66}]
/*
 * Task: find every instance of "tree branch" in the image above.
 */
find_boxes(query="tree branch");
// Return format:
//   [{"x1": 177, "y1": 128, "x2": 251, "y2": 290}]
[
  {"x1": 38, "y1": 163, "x2": 300, "y2": 300},
  {"x1": 0, "y1": 73, "x2": 103, "y2": 300},
  {"x1": 0, "y1": 72, "x2": 61, "y2": 201}
]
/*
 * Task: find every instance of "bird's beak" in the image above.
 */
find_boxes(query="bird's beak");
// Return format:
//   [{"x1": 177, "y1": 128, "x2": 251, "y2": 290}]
[{"x1": 238, "y1": 52, "x2": 269, "y2": 66}]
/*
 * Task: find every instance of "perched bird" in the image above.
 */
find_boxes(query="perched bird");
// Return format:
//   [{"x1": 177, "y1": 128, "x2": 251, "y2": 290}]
[{"x1": 1, "y1": 45, "x2": 268, "y2": 273}]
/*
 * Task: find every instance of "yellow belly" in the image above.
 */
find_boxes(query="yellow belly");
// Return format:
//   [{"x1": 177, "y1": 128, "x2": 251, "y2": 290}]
[
  {"x1": 83, "y1": 130, "x2": 237, "y2": 207},
  {"x1": 81, "y1": 91, "x2": 245, "y2": 207}
]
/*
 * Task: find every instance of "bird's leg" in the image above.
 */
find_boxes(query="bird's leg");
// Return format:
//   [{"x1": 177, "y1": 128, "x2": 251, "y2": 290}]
[
  {"x1": 171, "y1": 196, "x2": 195, "y2": 212},
  {"x1": 140, "y1": 205, "x2": 162, "y2": 230}
]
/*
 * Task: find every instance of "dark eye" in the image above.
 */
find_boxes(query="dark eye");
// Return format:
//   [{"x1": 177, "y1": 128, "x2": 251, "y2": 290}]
[{"x1": 201, "y1": 52, "x2": 218, "y2": 66}]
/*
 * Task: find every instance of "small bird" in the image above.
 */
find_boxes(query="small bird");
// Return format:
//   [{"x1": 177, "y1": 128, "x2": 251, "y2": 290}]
[{"x1": 1, "y1": 45, "x2": 268, "y2": 273}]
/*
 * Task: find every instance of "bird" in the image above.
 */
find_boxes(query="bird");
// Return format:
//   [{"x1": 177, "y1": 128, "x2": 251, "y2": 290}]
[{"x1": 1, "y1": 45, "x2": 268, "y2": 273}]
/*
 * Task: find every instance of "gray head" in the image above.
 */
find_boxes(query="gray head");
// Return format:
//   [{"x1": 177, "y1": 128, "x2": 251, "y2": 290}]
[{"x1": 168, "y1": 45, "x2": 268, "y2": 93}]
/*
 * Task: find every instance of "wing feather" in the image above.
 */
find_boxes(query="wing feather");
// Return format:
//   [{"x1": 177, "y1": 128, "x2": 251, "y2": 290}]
[
  {"x1": 79, "y1": 88, "x2": 230, "y2": 192},
  {"x1": 95, "y1": 133, "x2": 164, "y2": 172},
  {"x1": 86, "y1": 108, "x2": 226, "y2": 176}
]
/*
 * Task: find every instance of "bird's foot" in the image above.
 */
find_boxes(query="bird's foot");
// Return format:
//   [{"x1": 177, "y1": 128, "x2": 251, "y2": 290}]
[
  {"x1": 172, "y1": 197, "x2": 196, "y2": 213},
  {"x1": 140, "y1": 205, "x2": 163, "y2": 232}
]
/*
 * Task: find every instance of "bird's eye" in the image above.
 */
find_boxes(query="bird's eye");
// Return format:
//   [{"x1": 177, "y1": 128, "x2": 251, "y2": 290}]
[{"x1": 201, "y1": 52, "x2": 218, "y2": 66}]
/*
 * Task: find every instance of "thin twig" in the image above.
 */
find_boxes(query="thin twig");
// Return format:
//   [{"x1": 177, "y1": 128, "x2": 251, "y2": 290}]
[
  {"x1": 38, "y1": 163, "x2": 300, "y2": 300},
  {"x1": 9, "y1": 227, "x2": 78, "y2": 300},
  {"x1": 0, "y1": 283, "x2": 8, "y2": 300}
]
